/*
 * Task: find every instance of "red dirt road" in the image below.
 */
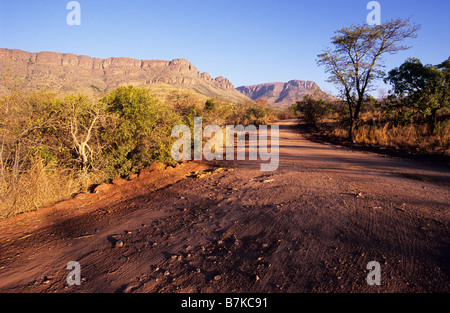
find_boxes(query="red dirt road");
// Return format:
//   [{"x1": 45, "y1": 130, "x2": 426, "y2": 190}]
[{"x1": 0, "y1": 120, "x2": 449, "y2": 293}]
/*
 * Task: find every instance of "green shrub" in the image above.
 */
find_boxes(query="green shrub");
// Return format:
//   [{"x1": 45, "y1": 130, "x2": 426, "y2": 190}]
[
  {"x1": 295, "y1": 95, "x2": 330, "y2": 125},
  {"x1": 101, "y1": 86, "x2": 181, "y2": 178}
]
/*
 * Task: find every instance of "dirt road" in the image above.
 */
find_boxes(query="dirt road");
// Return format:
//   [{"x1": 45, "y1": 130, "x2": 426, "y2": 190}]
[{"x1": 0, "y1": 120, "x2": 449, "y2": 293}]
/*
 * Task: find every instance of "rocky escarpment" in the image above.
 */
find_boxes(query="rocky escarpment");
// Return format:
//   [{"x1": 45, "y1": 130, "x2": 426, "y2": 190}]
[
  {"x1": 0, "y1": 48, "x2": 247, "y2": 103},
  {"x1": 237, "y1": 80, "x2": 333, "y2": 108}
]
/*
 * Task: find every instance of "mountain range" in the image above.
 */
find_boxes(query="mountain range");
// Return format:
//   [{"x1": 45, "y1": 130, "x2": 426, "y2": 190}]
[
  {"x1": 237, "y1": 80, "x2": 333, "y2": 108},
  {"x1": 0, "y1": 48, "x2": 249, "y2": 103},
  {"x1": 0, "y1": 48, "x2": 331, "y2": 107}
]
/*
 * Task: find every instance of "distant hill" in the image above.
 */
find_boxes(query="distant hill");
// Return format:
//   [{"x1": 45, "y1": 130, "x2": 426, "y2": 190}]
[
  {"x1": 0, "y1": 48, "x2": 251, "y2": 103},
  {"x1": 237, "y1": 80, "x2": 334, "y2": 108}
]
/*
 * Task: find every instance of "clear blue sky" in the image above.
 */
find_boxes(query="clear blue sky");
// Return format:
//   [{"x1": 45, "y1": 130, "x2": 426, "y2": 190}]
[{"x1": 0, "y1": 0, "x2": 449, "y2": 96}]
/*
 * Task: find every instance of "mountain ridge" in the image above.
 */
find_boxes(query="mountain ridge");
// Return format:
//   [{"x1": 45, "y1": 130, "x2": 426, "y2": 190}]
[
  {"x1": 0, "y1": 48, "x2": 251, "y2": 103},
  {"x1": 237, "y1": 80, "x2": 333, "y2": 108}
]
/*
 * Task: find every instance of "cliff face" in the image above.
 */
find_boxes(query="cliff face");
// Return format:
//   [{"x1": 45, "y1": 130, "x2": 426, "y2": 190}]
[
  {"x1": 237, "y1": 80, "x2": 333, "y2": 108},
  {"x1": 0, "y1": 48, "x2": 248, "y2": 103}
]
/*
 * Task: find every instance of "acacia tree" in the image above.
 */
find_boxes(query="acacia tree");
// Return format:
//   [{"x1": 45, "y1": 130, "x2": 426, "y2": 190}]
[{"x1": 317, "y1": 18, "x2": 420, "y2": 140}]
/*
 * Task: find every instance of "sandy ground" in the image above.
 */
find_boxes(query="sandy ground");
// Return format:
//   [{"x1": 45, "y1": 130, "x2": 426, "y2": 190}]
[{"x1": 0, "y1": 119, "x2": 448, "y2": 293}]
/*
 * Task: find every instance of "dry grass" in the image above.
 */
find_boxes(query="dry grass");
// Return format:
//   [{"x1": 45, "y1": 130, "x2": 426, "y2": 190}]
[
  {"x1": 328, "y1": 119, "x2": 450, "y2": 156},
  {"x1": 0, "y1": 160, "x2": 105, "y2": 219}
]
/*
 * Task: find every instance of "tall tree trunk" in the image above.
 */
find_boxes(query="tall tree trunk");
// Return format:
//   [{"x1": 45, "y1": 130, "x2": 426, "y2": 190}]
[
  {"x1": 348, "y1": 101, "x2": 355, "y2": 141},
  {"x1": 429, "y1": 108, "x2": 438, "y2": 135},
  {"x1": 348, "y1": 119, "x2": 354, "y2": 141}
]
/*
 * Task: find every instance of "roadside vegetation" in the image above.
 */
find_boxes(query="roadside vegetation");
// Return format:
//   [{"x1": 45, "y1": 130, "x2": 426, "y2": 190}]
[
  {"x1": 0, "y1": 76, "x2": 281, "y2": 219},
  {"x1": 295, "y1": 17, "x2": 449, "y2": 160},
  {"x1": 3, "y1": 17, "x2": 444, "y2": 220},
  {"x1": 294, "y1": 55, "x2": 450, "y2": 158}
]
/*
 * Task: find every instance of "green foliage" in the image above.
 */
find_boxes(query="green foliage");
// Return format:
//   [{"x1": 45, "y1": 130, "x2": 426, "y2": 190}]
[
  {"x1": 101, "y1": 86, "x2": 180, "y2": 178},
  {"x1": 247, "y1": 106, "x2": 266, "y2": 119},
  {"x1": 295, "y1": 95, "x2": 330, "y2": 126},
  {"x1": 385, "y1": 57, "x2": 450, "y2": 133}
]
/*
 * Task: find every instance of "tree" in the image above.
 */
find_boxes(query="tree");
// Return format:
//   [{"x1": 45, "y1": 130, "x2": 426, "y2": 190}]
[
  {"x1": 295, "y1": 95, "x2": 329, "y2": 126},
  {"x1": 317, "y1": 18, "x2": 420, "y2": 140},
  {"x1": 384, "y1": 57, "x2": 450, "y2": 133}
]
